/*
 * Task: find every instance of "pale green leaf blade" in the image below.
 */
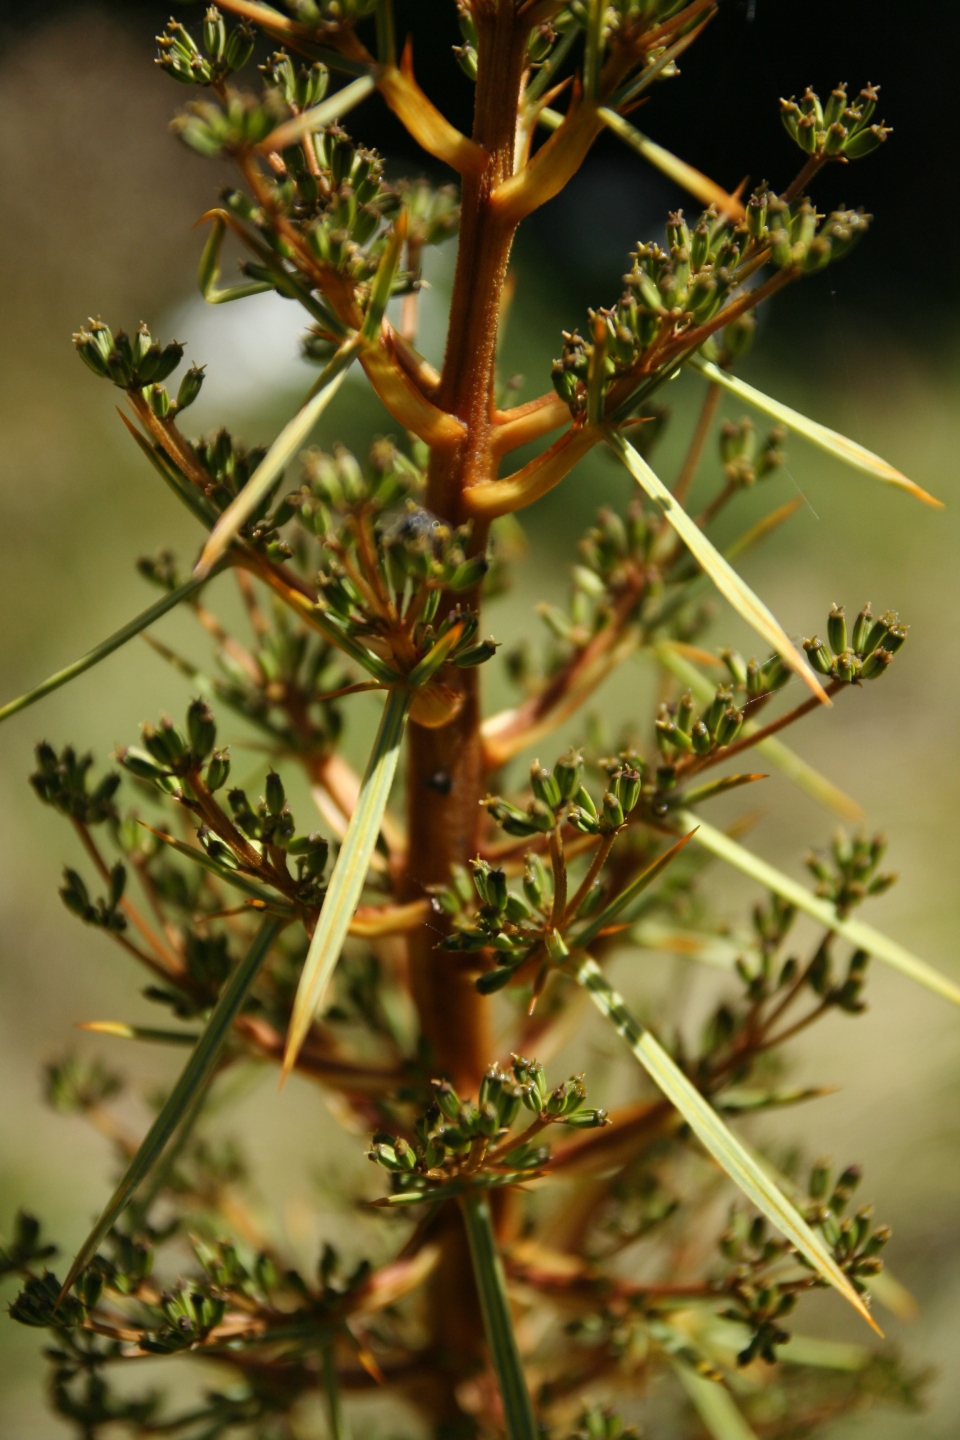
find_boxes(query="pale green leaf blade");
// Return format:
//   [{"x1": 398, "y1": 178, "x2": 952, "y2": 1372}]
[
  {"x1": 572, "y1": 953, "x2": 879, "y2": 1330},
  {"x1": 689, "y1": 356, "x2": 942, "y2": 508},
  {"x1": 258, "y1": 73, "x2": 376, "y2": 153},
  {"x1": 609, "y1": 431, "x2": 827, "y2": 703},
  {"x1": 673, "y1": 1360, "x2": 758, "y2": 1440},
  {"x1": 59, "y1": 916, "x2": 281, "y2": 1299},
  {"x1": 598, "y1": 109, "x2": 744, "y2": 219},
  {"x1": 196, "y1": 336, "x2": 360, "y2": 577},
  {"x1": 283, "y1": 688, "x2": 410, "y2": 1077},
  {"x1": 576, "y1": 830, "x2": 696, "y2": 950},
  {"x1": 777, "y1": 1334, "x2": 869, "y2": 1370},
  {"x1": 678, "y1": 812, "x2": 960, "y2": 1006},
  {"x1": 77, "y1": 1021, "x2": 200, "y2": 1046},
  {"x1": 654, "y1": 641, "x2": 862, "y2": 821},
  {"x1": 461, "y1": 1192, "x2": 538, "y2": 1440},
  {"x1": 0, "y1": 571, "x2": 216, "y2": 726}
]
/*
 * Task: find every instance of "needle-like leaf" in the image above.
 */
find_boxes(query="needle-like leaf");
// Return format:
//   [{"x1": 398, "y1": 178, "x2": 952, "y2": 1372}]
[
  {"x1": 673, "y1": 1360, "x2": 759, "y2": 1440},
  {"x1": 655, "y1": 642, "x2": 863, "y2": 821},
  {"x1": 282, "y1": 688, "x2": 410, "y2": 1079},
  {"x1": 76, "y1": 1021, "x2": 200, "y2": 1045},
  {"x1": 571, "y1": 953, "x2": 881, "y2": 1332},
  {"x1": 678, "y1": 812, "x2": 960, "y2": 1006},
  {"x1": 258, "y1": 74, "x2": 376, "y2": 153},
  {"x1": 689, "y1": 356, "x2": 942, "y2": 507},
  {"x1": 0, "y1": 570, "x2": 219, "y2": 726},
  {"x1": 461, "y1": 1191, "x2": 538, "y2": 1440},
  {"x1": 195, "y1": 337, "x2": 361, "y2": 578},
  {"x1": 58, "y1": 916, "x2": 282, "y2": 1300},
  {"x1": 609, "y1": 430, "x2": 827, "y2": 703},
  {"x1": 576, "y1": 831, "x2": 696, "y2": 950}
]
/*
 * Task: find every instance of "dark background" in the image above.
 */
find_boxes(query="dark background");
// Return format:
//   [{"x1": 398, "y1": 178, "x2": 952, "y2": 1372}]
[{"x1": 1, "y1": 0, "x2": 955, "y2": 328}]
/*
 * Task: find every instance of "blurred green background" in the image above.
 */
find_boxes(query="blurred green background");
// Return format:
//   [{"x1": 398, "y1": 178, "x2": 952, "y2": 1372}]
[{"x1": 1, "y1": 4, "x2": 958, "y2": 1435}]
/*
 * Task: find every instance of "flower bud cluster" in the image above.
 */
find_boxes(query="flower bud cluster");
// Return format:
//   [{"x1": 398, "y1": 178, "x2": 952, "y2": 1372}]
[
  {"x1": 291, "y1": 441, "x2": 423, "y2": 536},
  {"x1": 806, "y1": 827, "x2": 895, "y2": 918},
  {"x1": 73, "y1": 319, "x2": 185, "y2": 393},
  {"x1": 803, "y1": 601, "x2": 906, "y2": 683},
  {"x1": 155, "y1": 9, "x2": 255, "y2": 87},
  {"x1": 119, "y1": 699, "x2": 226, "y2": 792},
  {"x1": 657, "y1": 648, "x2": 790, "y2": 759},
  {"x1": 44, "y1": 1055, "x2": 123, "y2": 1117},
  {"x1": 173, "y1": 89, "x2": 287, "y2": 158},
  {"x1": 780, "y1": 83, "x2": 890, "y2": 162},
  {"x1": 368, "y1": 1056, "x2": 606, "y2": 1200},
  {"x1": 140, "y1": 1284, "x2": 227, "y2": 1354},
  {"x1": 718, "y1": 417, "x2": 787, "y2": 489},
  {"x1": 31, "y1": 743, "x2": 120, "y2": 826},
  {"x1": 551, "y1": 189, "x2": 870, "y2": 416},
  {"x1": 59, "y1": 862, "x2": 127, "y2": 936}
]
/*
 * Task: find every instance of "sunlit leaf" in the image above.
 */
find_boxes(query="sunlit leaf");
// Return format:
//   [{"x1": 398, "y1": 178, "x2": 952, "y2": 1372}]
[
  {"x1": 196, "y1": 337, "x2": 360, "y2": 577},
  {"x1": 679, "y1": 812, "x2": 960, "y2": 1007},
  {"x1": 258, "y1": 73, "x2": 376, "y2": 152},
  {"x1": 609, "y1": 431, "x2": 827, "y2": 702},
  {"x1": 283, "y1": 688, "x2": 410, "y2": 1079},
  {"x1": 0, "y1": 571, "x2": 218, "y2": 726},
  {"x1": 571, "y1": 953, "x2": 880, "y2": 1331},
  {"x1": 690, "y1": 356, "x2": 942, "y2": 507},
  {"x1": 576, "y1": 831, "x2": 696, "y2": 950},
  {"x1": 673, "y1": 1359, "x2": 758, "y2": 1440}
]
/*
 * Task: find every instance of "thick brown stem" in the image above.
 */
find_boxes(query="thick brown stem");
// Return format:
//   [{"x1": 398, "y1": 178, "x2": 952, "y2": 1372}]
[{"x1": 405, "y1": 10, "x2": 531, "y2": 1095}]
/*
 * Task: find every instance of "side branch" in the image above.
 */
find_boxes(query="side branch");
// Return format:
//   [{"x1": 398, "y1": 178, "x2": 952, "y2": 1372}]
[{"x1": 465, "y1": 425, "x2": 598, "y2": 518}]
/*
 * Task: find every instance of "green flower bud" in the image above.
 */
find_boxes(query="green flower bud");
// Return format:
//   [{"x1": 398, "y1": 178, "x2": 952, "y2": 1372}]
[
  {"x1": 186, "y1": 698, "x2": 216, "y2": 758},
  {"x1": 851, "y1": 603, "x2": 873, "y2": 654},
  {"x1": 615, "y1": 766, "x2": 642, "y2": 814},
  {"x1": 675, "y1": 690, "x2": 695, "y2": 734},
  {"x1": 205, "y1": 748, "x2": 230, "y2": 791},
  {"x1": 834, "y1": 650, "x2": 861, "y2": 684},
  {"x1": 720, "y1": 648, "x2": 747, "y2": 686},
  {"x1": 842, "y1": 123, "x2": 890, "y2": 160},
  {"x1": 486, "y1": 867, "x2": 508, "y2": 912},
  {"x1": 530, "y1": 761, "x2": 562, "y2": 810},
  {"x1": 224, "y1": 20, "x2": 256, "y2": 72},
  {"x1": 432, "y1": 1080, "x2": 461, "y2": 1122},
  {"x1": 176, "y1": 363, "x2": 206, "y2": 411},
  {"x1": 827, "y1": 604, "x2": 847, "y2": 655},
  {"x1": 747, "y1": 190, "x2": 768, "y2": 239},
  {"x1": 564, "y1": 1107, "x2": 608, "y2": 1129},
  {"x1": 203, "y1": 7, "x2": 226, "y2": 60},
  {"x1": 476, "y1": 964, "x2": 517, "y2": 994},
  {"x1": 860, "y1": 647, "x2": 893, "y2": 680},
  {"x1": 602, "y1": 791, "x2": 624, "y2": 829},
  {"x1": 118, "y1": 745, "x2": 169, "y2": 782},
  {"x1": 523, "y1": 854, "x2": 547, "y2": 910},
  {"x1": 146, "y1": 383, "x2": 171, "y2": 418},
  {"x1": 265, "y1": 770, "x2": 285, "y2": 816},
  {"x1": 691, "y1": 719, "x2": 712, "y2": 755},
  {"x1": 716, "y1": 706, "x2": 743, "y2": 747},
  {"x1": 803, "y1": 636, "x2": 833, "y2": 675},
  {"x1": 809, "y1": 1158, "x2": 831, "y2": 1200},
  {"x1": 449, "y1": 554, "x2": 488, "y2": 591},
  {"x1": 552, "y1": 748, "x2": 583, "y2": 800}
]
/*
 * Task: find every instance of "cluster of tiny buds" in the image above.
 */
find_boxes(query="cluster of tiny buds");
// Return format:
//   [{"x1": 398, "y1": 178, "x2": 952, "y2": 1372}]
[{"x1": 803, "y1": 602, "x2": 906, "y2": 682}]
